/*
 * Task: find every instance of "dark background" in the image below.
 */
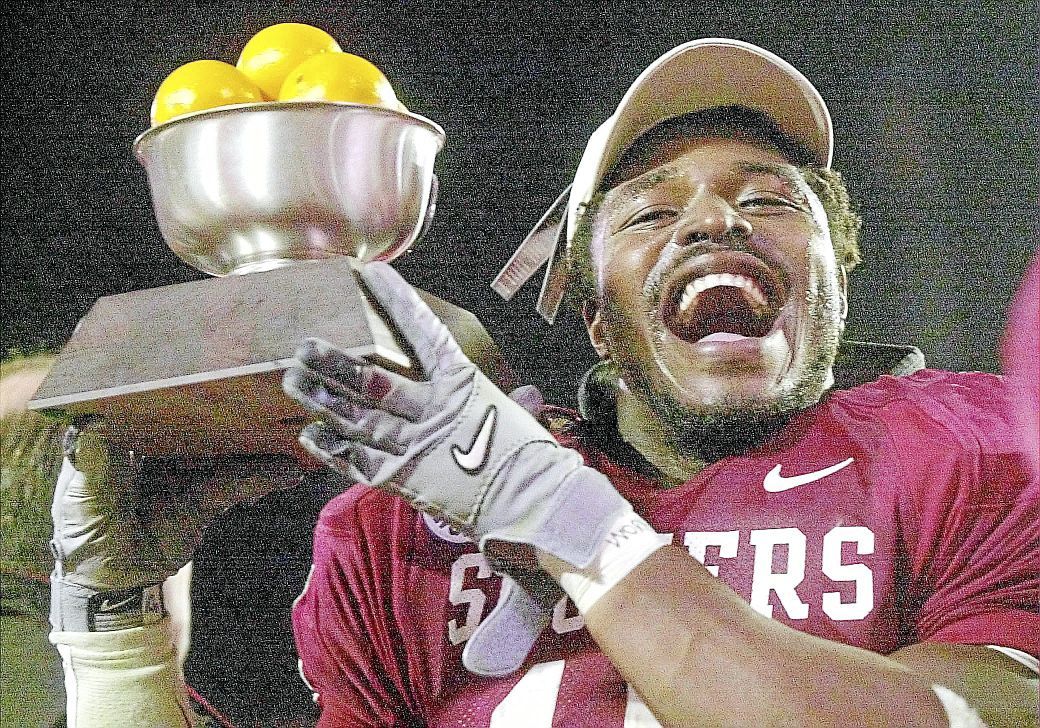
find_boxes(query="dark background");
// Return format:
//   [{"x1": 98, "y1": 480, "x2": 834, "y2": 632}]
[{"x1": 3, "y1": 0, "x2": 1037, "y2": 408}]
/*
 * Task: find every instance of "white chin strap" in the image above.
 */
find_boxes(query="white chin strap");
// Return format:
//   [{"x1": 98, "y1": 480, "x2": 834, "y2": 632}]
[{"x1": 491, "y1": 185, "x2": 572, "y2": 323}]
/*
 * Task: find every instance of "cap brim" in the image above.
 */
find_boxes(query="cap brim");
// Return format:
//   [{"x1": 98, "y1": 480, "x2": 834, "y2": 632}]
[{"x1": 567, "y1": 38, "x2": 833, "y2": 241}]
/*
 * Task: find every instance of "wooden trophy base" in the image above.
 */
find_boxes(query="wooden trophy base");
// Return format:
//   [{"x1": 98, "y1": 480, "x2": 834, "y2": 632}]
[{"x1": 28, "y1": 258, "x2": 515, "y2": 457}]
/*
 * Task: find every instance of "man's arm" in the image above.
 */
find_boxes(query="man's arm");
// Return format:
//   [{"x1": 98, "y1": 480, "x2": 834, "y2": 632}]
[
  {"x1": 50, "y1": 616, "x2": 194, "y2": 727},
  {"x1": 50, "y1": 422, "x2": 304, "y2": 726},
  {"x1": 541, "y1": 545, "x2": 1034, "y2": 728}
]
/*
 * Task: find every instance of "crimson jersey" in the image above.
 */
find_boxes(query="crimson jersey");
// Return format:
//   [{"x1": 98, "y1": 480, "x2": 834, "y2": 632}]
[{"x1": 292, "y1": 370, "x2": 1040, "y2": 727}]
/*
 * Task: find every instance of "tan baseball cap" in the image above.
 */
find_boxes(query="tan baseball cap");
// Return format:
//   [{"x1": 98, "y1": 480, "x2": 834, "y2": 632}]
[
  {"x1": 567, "y1": 37, "x2": 833, "y2": 242},
  {"x1": 492, "y1": 38, "x2": 834, "y2": 322}
]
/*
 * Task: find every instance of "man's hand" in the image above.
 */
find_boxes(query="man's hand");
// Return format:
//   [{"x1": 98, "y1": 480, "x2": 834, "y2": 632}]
[
  {"x1": 50, "y1": 418, "x2": 303, "y2": 633},
  {"x1": 282, "y1": 262, "x2": 631, "y2": 561},
  {"x1": 282, "y1": 262, "x2": 635, "y2": 674}
]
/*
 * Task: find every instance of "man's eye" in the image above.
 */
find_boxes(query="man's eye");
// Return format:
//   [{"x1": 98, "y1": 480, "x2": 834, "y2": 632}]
[
  {"x1": 620, "y1": 208, "x2": 677, "y2": 229},
  {"x1": 738, "y1": 195, "x2": 801, "y2": 212}
]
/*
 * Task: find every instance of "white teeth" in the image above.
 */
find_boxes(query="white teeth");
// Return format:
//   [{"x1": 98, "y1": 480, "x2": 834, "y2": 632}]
[{"x1": 678, "y1": 273, "x2": 768, "y2": 312}]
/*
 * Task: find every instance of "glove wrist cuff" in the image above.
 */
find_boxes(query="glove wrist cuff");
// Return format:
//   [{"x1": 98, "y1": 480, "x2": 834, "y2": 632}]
[
  {"x1": 480, "y1": 462, "x2": 632, "y2": 571},
  {"x1": 554, "y1": 510, "x2": 666, "y2": 613},
  {"x1": 50, "y1": 577, "x2": 166, "y2": 633}
]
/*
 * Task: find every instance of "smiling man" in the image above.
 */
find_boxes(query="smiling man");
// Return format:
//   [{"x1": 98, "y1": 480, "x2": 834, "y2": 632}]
[
  {"x1": 581, "y1": 110, "x2": 853, "y2": 473},
  {"x1": 284, "y1": 39, "x2": 1038, "y2": 727}
]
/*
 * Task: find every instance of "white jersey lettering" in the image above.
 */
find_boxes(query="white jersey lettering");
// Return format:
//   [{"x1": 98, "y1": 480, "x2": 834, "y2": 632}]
[
  {"x1": 444, "y1": 527, "x2": 878, "y2": 642},
  {"x1": 822, "y1": 526, "x2": 875, "y2": 620},
  {"x1": 683, "y1": 530, "x2": 740, "y2": 576},
  {"x1": 447, "y1": 553, "x2": 492, "y2": 645},
  {"x1": 624, "y1": 683, "x2": 664, "y2": 726},
  {"x1": 749, "y1": 527, "x2": 810, "y2": 619},
  {"x1": 551, "y1": 595, "x2": 585, "y2": 634},
  {"x1": 493, "y1": 660, "x2": 662, "y2": 727},
  {"x1": 490, "y1": 660, "x2": 565, "y2": 727}
]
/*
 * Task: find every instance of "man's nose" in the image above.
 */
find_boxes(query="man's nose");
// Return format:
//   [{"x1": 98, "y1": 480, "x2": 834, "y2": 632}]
[{"x1": 671, "y1": 193, "x2": 752, "y2": 246}]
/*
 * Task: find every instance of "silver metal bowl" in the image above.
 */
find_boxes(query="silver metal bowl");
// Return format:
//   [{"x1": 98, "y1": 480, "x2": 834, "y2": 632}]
[{"x1": 133, "y1": 102, "x2": 445, "y2": 276}]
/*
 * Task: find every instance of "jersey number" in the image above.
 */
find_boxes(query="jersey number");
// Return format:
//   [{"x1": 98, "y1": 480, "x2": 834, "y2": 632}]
[{"x1": 489, "y1": 660, "x2": 663, "y2": 727}]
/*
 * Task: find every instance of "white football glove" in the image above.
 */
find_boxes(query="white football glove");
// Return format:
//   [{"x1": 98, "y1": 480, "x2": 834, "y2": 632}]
[
  {"x1": 282, "y1": 262, "x2": 631, "y2": 675},
  {"x1": 50, "y1": 419, "x2": 303, "y2": 633}
]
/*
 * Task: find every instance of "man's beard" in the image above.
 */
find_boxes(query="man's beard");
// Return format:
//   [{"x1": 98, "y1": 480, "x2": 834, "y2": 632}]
[
  {"x1": 603, "y1": 273, "x2": 843, "y2": 463},
  {"x1": 627, "y1": 378, "x2": 806, "y2": 462}
]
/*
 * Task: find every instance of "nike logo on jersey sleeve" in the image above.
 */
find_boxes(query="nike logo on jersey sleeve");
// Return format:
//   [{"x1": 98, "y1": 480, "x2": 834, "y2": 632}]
[
  {"x1": 452, "y1": 405, "x2": 497, "y2": 474},
  {"x1": 763, "y1": 457, "x2": 855, "y2": 492}
]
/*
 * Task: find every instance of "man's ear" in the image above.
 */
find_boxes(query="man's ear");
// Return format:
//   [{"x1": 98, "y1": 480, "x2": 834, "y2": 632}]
[{"x1": 582, "y1": 300, "x2": 611, "y2": 359}]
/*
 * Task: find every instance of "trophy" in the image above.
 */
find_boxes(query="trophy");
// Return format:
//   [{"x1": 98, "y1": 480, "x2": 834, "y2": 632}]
[{"x1": 28, "y1": 101, "x2": 515, "y2": 456}]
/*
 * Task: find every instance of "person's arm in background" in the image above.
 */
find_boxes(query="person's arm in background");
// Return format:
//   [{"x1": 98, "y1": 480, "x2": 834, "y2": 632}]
[
  {"x1": 49, "y1": 420, "x2": 304, "y2": 727},
  {"x1": 1002, "y1": 251, "x2": 1039, "y2": 478}
]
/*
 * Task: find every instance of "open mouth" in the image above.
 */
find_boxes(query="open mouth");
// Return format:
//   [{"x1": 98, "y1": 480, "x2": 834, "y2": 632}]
[{"x1": 662, "y1": 256, "x2": 785, "y2": 344}]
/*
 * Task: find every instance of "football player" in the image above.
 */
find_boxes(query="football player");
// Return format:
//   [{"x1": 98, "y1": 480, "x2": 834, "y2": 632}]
[
  {"x1": 49, "y1": 39, "x2": 1038, "y2": 727},
  {"x1": 283, "y1": 39, "x2": 1038, "y2": 726}
]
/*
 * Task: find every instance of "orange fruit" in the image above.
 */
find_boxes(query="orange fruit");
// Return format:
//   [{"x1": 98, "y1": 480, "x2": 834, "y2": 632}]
[
  {"x1": 237, "y1": 23, "x2": 341, "y2": 100},
  {"x1": 150, "y1": 60, "x2": 265, "y2": 126},
  {"x1": 277, "y1": 51, "x2": 399, "y2": 108}
]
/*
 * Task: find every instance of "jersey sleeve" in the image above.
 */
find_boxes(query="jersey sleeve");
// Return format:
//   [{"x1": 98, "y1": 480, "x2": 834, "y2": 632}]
[
  {"x1": 292, "y1": 488, "x2": 421, "y2": 727},
  {"x1": 893, "y1": 372, "x2": 1040, "y2": 655}
]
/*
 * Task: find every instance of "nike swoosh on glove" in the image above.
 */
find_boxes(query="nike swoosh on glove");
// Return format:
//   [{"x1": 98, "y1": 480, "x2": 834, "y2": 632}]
[{"x1": 282, "y1": 261, "x2": 632, "y2": 675}]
